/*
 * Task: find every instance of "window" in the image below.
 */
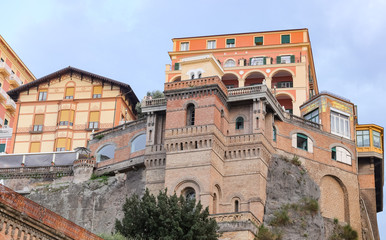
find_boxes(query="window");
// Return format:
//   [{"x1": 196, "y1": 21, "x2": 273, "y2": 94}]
[
  {"x1": 187, "y1": 104, "x2": 195, "y2": 126},
  {"x1": 197, "y1": 72, "x2": 202, "y2": 78},
  {"x1": 331, "y1": 111, "x2": 350, "y2": 138},
  {"x1": 224, "y1": 59, "x2": 236, "y2": 67},
  {"x1": 0, "y1": 58, "x2": 4, "y2": 62},
  {"x1": 235, "y1": 117, "x2": 244, "y2": 130},
  {"x1": 373, "y1": 130, "x2": 381, "y2": 148},
  {"x1": 4, "y1": 119, "x2": 8, "y2": 126},
  {"x1": 180, "y1": 42, "x2": 189, "y2": 51},
  {"x1": 30, "y1": 142, "x2": 41, "y2": 153},
  {"x1": 277, "y1": 55, "x2": 295, "y2": 64},
  {"x1": 33, "y1": 114, "x2": 44, "y2": 132},
  {"x1": 234, "y1": 200, "x2": 239, "y2": 212},
  {"x1": 96, "y1": 144, "x2": 116, "y2": 162},
  {"x1": 65, "y1": 87, "x2": 74, "y2": 99},
  {"x1": 59, "y1": 110, "x2": 74, "y2": 126},
  {"x1": 190, "y1": 73, "x2": 195, "y2": 79},
  {"x1": 332, "y1": 146, "x2": 352, "y2": 165},
  {"x1": 88, "y1": 111, "x2": 100, "y2": 129},
  {"x1": 276, "y1": 81, "x2": 293, "y2": 88},
  {"x1": 304, "y1": 108, "x2": 319, "y2": 123},
  {"x1": 56, "y1": 138, "x2": 70, "y2": 152},
  {"x1": 281, "y1": 34, "x2": 290, "y2": 44},
  {"x1": 38, "y1": 89, "x2": 47, "y2": 101},
  {"x1": 207, "y1": 40, "x2": 216, "y2": 49},
  {"x1": 131, "y1": 134, "x2": 146, "y2": 153},
  {"x1": 250, "y1": 57, "x2": 265, "y2": 66},
  {"x1": 0, "y1": 144, "x2": 5, "y2": 153},
  {"x1": 226, "y1": 38, "x2": 235, "y2": 48},
  {"x1": 184, "y1": 188, "x2": 196, "y2": 201},
  {"x1": 356, "y1": 130, "x2": 370, "y2": 147},
  {"x1": 174, "y1": 63, "x2": 180, "y2": 70},
  {"x1": 93, "y1": 86, "x2": 102, "y2": 98},
  {"x1": 273, "y1": 126, "x2": 277, "y2": 142},
  {"x1": 297, "y1": 133, "x2": 308, "y2": 151},
  {"x1": 254, "y1": 37, "x2": 263, "y2": 45}
]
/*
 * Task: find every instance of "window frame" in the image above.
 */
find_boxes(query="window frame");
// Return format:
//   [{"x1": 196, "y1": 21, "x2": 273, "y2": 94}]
[
  {"x1": 131, "y1": 133, "x2": 146, "y2": 153},
  {"x1": 356, "y1": 130, "x2": 370, "y2": 147},
  {"x1": 254, "y1": 36, "x2": 263, "y2": 46},
  {"x1": 304, "y1": 108, "x2": 319, "y2": 124},
  {"x1": 331, "y1": 146, "x2": 352, "y2": 165},
  {"x1": 38, "y1": 90, "x2": 47, "y2": 101},
  {"x1": 224, "y1": 59, "x2": 236, "y2": 67},
  {"x1": 373, "y1": 130, "x2": 381, "y2": 148},
  {"x1": 207, "y1": 40, "x2": 216, "y2": 49},
  {"x1": 235, "y1": 117, "x2": 244, "y2": 130},
  {"x1": 180, "y1": 42, "x2": 189, "y2": 51},
  {"x1": 297, "y1": 133, "x2": 308, "y2": 151},
  {"x1": 330, "y1": 110, "x2": 350, "y2": 139},
  {"x1": 226, "y1": 38, "x2": 235, "y2": 48}
]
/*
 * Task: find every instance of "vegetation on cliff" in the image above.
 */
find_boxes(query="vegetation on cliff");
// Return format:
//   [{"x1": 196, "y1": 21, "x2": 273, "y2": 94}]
[{"x1": 115, "y1": 189, "x2": 219, "y2": 240}]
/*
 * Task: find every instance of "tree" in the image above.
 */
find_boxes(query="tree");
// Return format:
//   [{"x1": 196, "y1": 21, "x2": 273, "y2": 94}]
[{"x1": 115, "y1": 189, "x2": 219, "y2": 240}]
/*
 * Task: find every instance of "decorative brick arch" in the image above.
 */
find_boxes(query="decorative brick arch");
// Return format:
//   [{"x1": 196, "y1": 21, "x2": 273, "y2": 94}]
[
  {"x1": 320, "y1": 175, "x2": 350, "y2": 223},
  {"x1": 170, "y1": 75, "x2": 181, "y2": 82},
  {"x1": 269, "y1": 68, "x2": 295, "y2": 78}
]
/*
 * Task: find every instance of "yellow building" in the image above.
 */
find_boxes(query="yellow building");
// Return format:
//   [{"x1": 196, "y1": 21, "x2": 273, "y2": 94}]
[{"x1": 7, "y1": 67, "x2": 138, "y2": 153}]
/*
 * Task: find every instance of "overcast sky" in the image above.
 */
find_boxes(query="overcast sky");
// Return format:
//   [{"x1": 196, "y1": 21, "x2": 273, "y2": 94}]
[{"x1": 1, "y1": 0, "x2": 385, "y2": 237}]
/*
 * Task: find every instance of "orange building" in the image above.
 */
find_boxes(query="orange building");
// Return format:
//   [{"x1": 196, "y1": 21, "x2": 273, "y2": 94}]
[
  {"x1": 7, "y1": 66, "x2": 138, "y2": 153},
  {"x1": 166, "y1": 28, "x2": 318, "y2": 116},
  {"x1": 0, "y1": 35, "x2": 35, "y2": 153}
]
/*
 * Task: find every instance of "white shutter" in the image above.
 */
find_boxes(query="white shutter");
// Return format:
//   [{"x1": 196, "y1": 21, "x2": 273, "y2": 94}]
[
  {"x1": 308, "y1": 138, "x2": 313, "y2": 153},
  {"x1": 292, "y1": 134, "x2": 297, "y2": 148}
]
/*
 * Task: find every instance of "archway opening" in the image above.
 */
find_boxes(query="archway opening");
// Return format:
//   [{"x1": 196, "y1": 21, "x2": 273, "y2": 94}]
[
  {"x1": 276, "y1": 94, "x2": 293, "y2": 114},
  {"x1": 221, "y1": 73, "x2": 239, "y2": 89},
  {"x1": 271, "y1": 70, "x2": 293, "y2": 89},
  {"x1": 245, "y1": 72, "x2": 265, "y2": 86}
]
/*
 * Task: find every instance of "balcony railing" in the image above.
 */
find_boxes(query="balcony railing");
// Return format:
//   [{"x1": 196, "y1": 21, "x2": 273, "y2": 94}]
[
  {"x1": 164, "y1": 76, "x2": 228, "y2": 95},
  {"x1": 0, "y1": 87, "x2": 8, "y2": 101},
  {"x1": 0, "y1": 62, "x2": 12, "y2": 76},
  {"x1": 0, "y1": 126, "x2": 12, "y2": 138},
  {"x1": 222, "y1": 56, "x2": 302, "y2": 68},
  {"x1": 211, "y1": 211, "x2": 260, "y2": 226},
  {"x1": 29, "y1": 125, "x2": 44, "y2": 133},
  {"x1": 5, "y1": 97, "x2": 16, "y2": 111},
  {"x1": 228, "y1": 85, "x2": 264, "y2": 96},
  {"x1": 289, "y1": 115, "x2": 323, "y2": 130},
  {"x1": 141, "y1": 97, "x2": 167, "y2": 108},
  {"x1": 9, "y1": 74, "x2": 23, "y2": 86}
]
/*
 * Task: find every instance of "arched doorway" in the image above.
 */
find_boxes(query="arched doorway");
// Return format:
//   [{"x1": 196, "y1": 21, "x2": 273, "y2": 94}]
[
  {"x1": 244, "y1": 71, "x2": 265, "y2": 86},
  {"x1": 320, "y1": 175, "x2": 348, "y2": 222},
  {"x1": 221, "y1": 73, "x2": 239, "y2": 89},
  {"x1": 271, "y1": 70, "x2": 293, "y2": 89}
]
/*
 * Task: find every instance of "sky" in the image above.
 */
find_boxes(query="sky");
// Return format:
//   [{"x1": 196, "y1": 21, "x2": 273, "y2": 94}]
[{"x1": 1, "y1": 0, "x2": 386, "y2": 237}]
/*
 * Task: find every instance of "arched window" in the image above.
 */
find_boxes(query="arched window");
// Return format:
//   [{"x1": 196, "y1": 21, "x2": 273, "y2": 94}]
[
  {"x1": 187, "y1": 104, "x2": 195, "y2": 126},
  {"x1": 224, "y1": 59, "x2": 236, "y2": 67},
  {"x1": 332, "y1": 146, "x2": 352, "y2": 165},
  {"x1": 96, "y1": 144, "x2": 115, "y2": 162},
  {"x1": 131, "y1": 134, "x2": 146, "y2": 153},
  {"x1": 273, "y1": 126, "x2": 277, "y2": 142},
  {"x1": 190, "y1": 73, "x2": 195, "y2": 79},
  {"x1": 235, "y1": 117, "x2": 244, "y2": 130},
  {"x1": 197, "y1": 72, "x2": 202, "y2": 78},
  {"x1": 213, "y1": 193, "x2": 217, "y2": 214},
  {"x1": 234, "y1": 200, "x2": 239, "y2": 212},
  {"x1": 184, "y1": 187, "x2": 196, "y2": 201}
]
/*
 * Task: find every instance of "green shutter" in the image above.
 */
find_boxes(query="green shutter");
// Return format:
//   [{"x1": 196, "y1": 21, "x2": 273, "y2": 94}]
[
  {"x1": 226, "y1": 39, "x2": 235, "y2": 44},
  {"x1": 276, "y1": 56, "x2": 281, "y2": 64},
  {"x1": 290, "y1": 55, "x2": 295, "y2": 63},
  {"x1": 0, "y1": 144, "x2": 5, "y2": 153},
  {"x1": 263, "y1": 57, "x2": 266, "y2": 65},
  {"x1": 254, "y1": 37, "x2": 263, "y2": 45},
  {"x1": 174, "y1": 63, "x2": 180, "y2": 70},
  {"x1": 281, "y1": 35, "x2": 290, "y2": 44},
  {"x1": 249, "y1": 58, "x2": 253, "y2": 65},
  {"x1": 297, "y1": 133, "x2": 308, "y2": 139}
]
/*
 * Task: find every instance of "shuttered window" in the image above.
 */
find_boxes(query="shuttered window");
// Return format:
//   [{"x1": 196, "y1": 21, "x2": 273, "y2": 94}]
[
  {"x1": 0, "y1": 144, "x2": 5, "y2": 153},
  {"x1": 59, "y1": 110, "x2": 74, "y2": 126},
  {"x1": 30, "y1": 142, "x2": 40, "y2": 153},
  {"x1": 93, "y1": 86, "x2": 102, "y2": 98},
  {"x1": 226, "y1": 39, "x2": 235, "y2": 48},
  {"x1": 174, "y1": 63, "x2": 180, "y2": 70},
  {"x1": 65, "y1": 87, "x2": 74, "y2": 99},
  {"x1": 33, "y1": 114, "x2": 44, "y2": 132},
  {"x1": 254, "y1": 37, "x2": 263, "y2": 45},
  {"x1": 89, "y1": 111, "x2": 100, "y2": 129},
  {"x1": 281, "y1": 34, "x2": 290, "y2": 44}
]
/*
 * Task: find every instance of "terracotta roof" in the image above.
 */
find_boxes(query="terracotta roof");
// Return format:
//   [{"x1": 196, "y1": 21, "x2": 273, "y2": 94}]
[{"x1": 7, "y1": 66, "x2": 139, "y2": 105}]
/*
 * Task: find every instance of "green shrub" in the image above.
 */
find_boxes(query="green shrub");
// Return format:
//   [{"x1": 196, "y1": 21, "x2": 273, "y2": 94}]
[
  {"x1": 255, "y1": 225, "x2": 281, "y2": 240},
  {"x1": 270, "y1": 209, "x2": 290, "y2": 226},
  {"x1": 329, "y1": 221, "x2": 358, "y2": 240},
  {"x1": 302, "y1": 197, "x2": 319, "y2": 214},
  {"x1": 290, "y1": 155, "x2": 301, "y2": 166},
  {"x1": 99, "y1": 233, "x2": 126, "y2": 240}
]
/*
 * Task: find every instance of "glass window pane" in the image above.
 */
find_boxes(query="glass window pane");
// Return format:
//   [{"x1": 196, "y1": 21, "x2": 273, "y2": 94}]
[
  {"x1": 96, "y1": 145, "x2": 115, "y2": 162},
  {"x1": 131, "y1": 134, "x2": 146, "y2": 153}
]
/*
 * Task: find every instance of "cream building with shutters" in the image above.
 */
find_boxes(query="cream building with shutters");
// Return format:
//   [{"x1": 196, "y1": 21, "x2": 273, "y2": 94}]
[{"x1": 7, "y1": 67, "x2": 138, "y2": 153}]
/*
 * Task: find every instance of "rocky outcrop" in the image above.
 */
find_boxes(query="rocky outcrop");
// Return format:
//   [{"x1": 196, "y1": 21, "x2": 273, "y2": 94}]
[
  {"x1": 262, "y1": 155, "x2": 325, "y2": 239},
  {"x1": 26, "y1": 168, "x2": 145, "y2": 234}
]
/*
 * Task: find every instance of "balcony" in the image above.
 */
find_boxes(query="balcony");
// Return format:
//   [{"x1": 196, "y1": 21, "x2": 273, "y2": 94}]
[
  {"x1": 141, "y1": 97, "x2": 167, "y2": 113},
  {"x1": 0, "y1": 87, "x2": 8, "y2": 101},
  {"x1": 0, "y1": 126, "x2": 12, "y2": 138},
  {"x1": 29, "y1": 125, "x2": 44, "y2": 134},
  {"x1": 164, "y1": 76, "x2": 228, "y2": 95},
  {"x1": 9, "y1": 74, "x2": 23, "y2": 87},
  {"x1": 356, "y1": 124, "x2": 383, "y2": 159},
  {"x1": 222, "y1": 56, "x2": 302, "y2": 68},
  {"x1": 0, "y1": 62, "x2": 12, "y2": 77},
  {"x1": 5, "y1": 97, "x2": 16, "y2": 112}
]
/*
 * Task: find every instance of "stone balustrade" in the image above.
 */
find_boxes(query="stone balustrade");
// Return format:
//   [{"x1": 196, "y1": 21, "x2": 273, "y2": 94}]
[
  {"x1": 211, "y1": 211, "x2": 260, "y2": 226},
  {"x1": 164, "y1": 76, "x2": 228, "y2": 95}
]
